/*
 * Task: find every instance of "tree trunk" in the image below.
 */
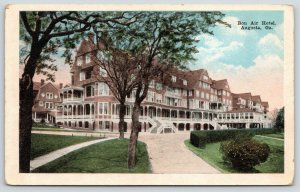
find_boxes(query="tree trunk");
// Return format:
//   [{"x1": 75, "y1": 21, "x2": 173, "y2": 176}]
[
  {"x1": 19, "y1": 43, "x2": 43, "y2": 172},
  {"x1": 19, "y1": 78, "x2": 34, "y2": 173},
  {"x1": 118, "y1": 102, "x2": 126, "y2": 139},
  {"x1": 128, "y1": 102, "x2": 141, "y2": 169}
]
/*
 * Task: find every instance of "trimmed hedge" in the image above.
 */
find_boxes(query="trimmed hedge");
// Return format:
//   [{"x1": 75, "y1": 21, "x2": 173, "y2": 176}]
[{"x1": 190, "y1": 128, "x2": 278, "y2": 148}]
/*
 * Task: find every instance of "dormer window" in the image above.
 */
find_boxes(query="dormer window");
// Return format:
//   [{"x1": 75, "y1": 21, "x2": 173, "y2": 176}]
[
  {"x1": 203, "y1": 75, "x2": 208, "y2": 81},
  {"x1": 77, "y1": 56, "x2": 83, "y2": 66},
  {"x1": 183, "y1": 79, "x2": 187, "y2": 86},
  {"x1": 171, "y1": 75, "x2": 177, "y2": 82},
  {"x1": 46, "y1": 92, "x2": 53, "y2": 99},
  {"x1": 86, "y1": 53, "x2": 91, "y2": 64}
]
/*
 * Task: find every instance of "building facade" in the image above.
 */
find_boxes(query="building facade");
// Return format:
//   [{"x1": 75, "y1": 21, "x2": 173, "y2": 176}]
[
  {"x1": 32, "y1": 79, "x2": 63, "y2": 124},
  {"x1": 55, "y1": 36, "x2": 271, "y2": 133}
]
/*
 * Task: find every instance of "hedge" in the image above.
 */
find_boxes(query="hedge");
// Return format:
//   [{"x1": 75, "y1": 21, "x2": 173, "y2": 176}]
[{"x1": 190, "y1": 128, "x2": 278, "y2": 148}]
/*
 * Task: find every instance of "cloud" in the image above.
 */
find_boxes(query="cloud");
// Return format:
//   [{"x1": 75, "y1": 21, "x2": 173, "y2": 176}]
[
  {"x1": 211, "y1": 54, "x2": 283, "y2": 110},
  {"x1": 258, "y1": 33, "x2": 283, "y2": 49},
  {"x1": 196, "y1": 38, "x2": 243, "y2": 65},
  {"x1": 217, "y1": 16, "x2": 246, "y2": 36},
  {"x1": 198, "y1": 34, "x2": 223, "y2": 48}
]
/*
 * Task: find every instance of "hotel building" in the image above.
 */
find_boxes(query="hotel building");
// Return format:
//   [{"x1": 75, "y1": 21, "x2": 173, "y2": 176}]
[{"x1": 37, "y1": 35, "x2": 271, "y2": 133}]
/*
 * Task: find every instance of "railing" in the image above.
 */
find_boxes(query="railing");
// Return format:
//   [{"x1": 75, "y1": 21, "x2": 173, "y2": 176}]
[
  {"x1": 63, "y1": 97, "x2": 84, "y2": 102},
  {"x1": 217, "y1": 118, "x2": 266, "y2": 123}
]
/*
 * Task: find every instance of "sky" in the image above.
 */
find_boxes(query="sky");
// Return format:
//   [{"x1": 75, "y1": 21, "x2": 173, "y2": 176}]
[{"x1": 25, "y1": 10, "x2": 284, "y2": 110}]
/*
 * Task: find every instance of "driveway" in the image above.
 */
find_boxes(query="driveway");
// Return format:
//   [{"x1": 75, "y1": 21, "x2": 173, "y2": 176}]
[{"x1": 138, "y1": 132, "x2": 220, "y2": 174}]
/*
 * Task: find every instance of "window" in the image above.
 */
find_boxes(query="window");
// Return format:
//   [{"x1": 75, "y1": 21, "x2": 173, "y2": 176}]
[
  {"x1": 171, "y1": 75, "x2": 176, "y2": 82},
  {"x1": 99, "y1": 67, "x2": 107, "y2": 77},
  {"x1": 85, "y1": 70, "x2": 92, "y2": 79},
  {"x1": 99, "y1": 103, "x2": 108, "y2": 114},
  {"x1": 156, "y1": 94, "x2": 162, "y2": 103},
  {"x1": 201, "y1": 92, "x2": 204, "y2": 98},
  {"x1": 203, "y1": 75, "x2": 208, "y2": 81},
  {"x1": 80, "y1": 72, "x2": 85, "y2": 81},
  {"x1": 86, "y1": 85, "x2": 94, "y2": 97},
  {"x1": 188, "y1": 90, "x2": 193, "y2": 96},
  {"x1": 156, "y1": 83, "x2": 162, "y2": 90},
  {"x1": 98, "y1": 82, "x2": 109, "y2": 96},
  {"x1": 206, "y1": 93, "x2": 209, "y2": 100},
  {"x1": 86, "y1": 53, "x2": 91, "y2": 64},
  {"x1": 196, "y1": 90, "x2": 199, "y2": 97},
  {"x1": 183, "y1": 79, "x2": 187, "y2": 86},
  {"x1": 46, "y1": 92, "x2": 53, "y2": 99},
  {"x1": 147, "y1": 91, "x2": 155, "y2": 102},
  {"x1": 45, "y1": 102, "x2": 53, "y2": 109},
  {"x1": 77, "y1": 56, "x2": 83, "y2": 66},
  {"x1": 39, "y1": 101, "x2": 43, "y2": 106}
]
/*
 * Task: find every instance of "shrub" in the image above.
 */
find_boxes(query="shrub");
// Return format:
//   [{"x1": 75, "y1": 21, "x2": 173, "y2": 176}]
[
  {"x1": 190, "y1": 128, "x2": 277, "y2": 148},
  {"x1": 220, "y1": 137, "x2": 270, "y2": 171}
]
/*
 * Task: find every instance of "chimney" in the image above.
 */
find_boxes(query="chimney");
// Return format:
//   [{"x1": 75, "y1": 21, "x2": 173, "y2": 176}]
[
  {"x1": 87, "y1": 32, "x2": 95, "y2": 44},
  {"x1": 59, "y1": 83, "x2": 63, "y2": 89},
  {"x1": 41, "y1": 79, "x2": 45, "y2": 85}
]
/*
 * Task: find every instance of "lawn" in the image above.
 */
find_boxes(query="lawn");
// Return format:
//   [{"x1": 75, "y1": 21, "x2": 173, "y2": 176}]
[
  {"x1": 261, "y1": 132, "x2": 284, "y2": 139},
  {"x1": 31, "y1": 134, "x2": 101, "y2": 160},
  {"x1": 32, "y1": 139, "x2": 151, "y2": 173},
  {"x1": 185, "y1": 135, "x2": 284, "y2": 173}
]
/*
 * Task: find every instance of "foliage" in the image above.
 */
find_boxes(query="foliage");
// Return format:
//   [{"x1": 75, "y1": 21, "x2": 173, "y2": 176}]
[
  {"x1": 190, "y1": 128, "x2": 278, "y2": 148},
  {"x1": 220, "y1": 136, "x2": 271, "y2": 171},
  {"x1": 31, "y1": 134, "x2": 101, "y2": 160},
  {"x1": 20, "y1": 11, "x2": 140, "y2": 81},
  {"x1": 32, "y1": 139, "x2": 151, "y2": 173},
  {"x1": 274, "y1": 107, "x2": 284, "y2": 132},
  {"x1": 185, "y1": 135, "x2": 284, "y2": 173}
]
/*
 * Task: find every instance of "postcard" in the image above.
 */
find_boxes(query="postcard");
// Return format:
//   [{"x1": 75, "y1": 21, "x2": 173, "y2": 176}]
[{"x1": 5, "y1": 4, "x2": 294, "y2": 185}]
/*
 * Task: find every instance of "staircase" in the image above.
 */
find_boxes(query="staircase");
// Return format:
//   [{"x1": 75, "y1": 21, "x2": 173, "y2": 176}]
[{"x1": 148, "y1": 117, "x2": 177, "y2": 134}]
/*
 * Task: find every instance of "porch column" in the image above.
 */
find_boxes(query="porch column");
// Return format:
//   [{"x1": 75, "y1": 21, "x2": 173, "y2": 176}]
[
  {"x1": 72, "y1": 104, "x2": 74, "y2": 119},
  {"x1": 34, "y1": 112, "x2": 37, "y2": 121},
  {"x1": 71, "y1": 89, "x2": 74, "y2": 101}
]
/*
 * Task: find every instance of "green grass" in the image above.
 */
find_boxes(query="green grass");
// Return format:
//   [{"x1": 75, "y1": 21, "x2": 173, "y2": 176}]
[
  {"x1": 261, "y1": 133, "x2": 284, "y2": 139},
  {"x1": 31, "y1": 134, "x2": 101, "y2": 160},
  {"x1": 32, "y1": 139, "x2": 151, "y2": 173},
  {"x1": 185, "y1": 135, "x2": 284, "y2": 173}
]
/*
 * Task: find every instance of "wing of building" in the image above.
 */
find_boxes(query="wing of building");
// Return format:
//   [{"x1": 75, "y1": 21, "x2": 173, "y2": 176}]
[{"x1": 34, "y1": 34, "x2": 272, "y2": 133}]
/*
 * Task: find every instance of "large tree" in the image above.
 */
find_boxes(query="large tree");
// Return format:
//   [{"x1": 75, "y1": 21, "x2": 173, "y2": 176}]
[{"x1": 19, "y1": 11, "x2": 138, "y2": 172}]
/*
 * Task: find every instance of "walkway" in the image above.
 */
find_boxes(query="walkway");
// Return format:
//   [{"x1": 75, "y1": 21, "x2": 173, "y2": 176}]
[
  {"x1": 30, "y1": 138, "x2": 113, "y2": 171},
  {"x1": 138, "y1": 132, "x2": 220, "y2": 174},
  {"x1": 255, "y1": 134, "x2": 284, "y2": 141}
]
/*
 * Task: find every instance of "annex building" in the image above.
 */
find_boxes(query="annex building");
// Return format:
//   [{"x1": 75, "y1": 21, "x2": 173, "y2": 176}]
[{"x1": 33, "y1": 35, "x2": 271, "y2": 133}]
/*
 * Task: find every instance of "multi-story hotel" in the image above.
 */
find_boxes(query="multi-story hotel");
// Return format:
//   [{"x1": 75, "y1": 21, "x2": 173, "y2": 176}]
[{"x1": 36, "y1": 34, "x2": 272, "y2": 133}]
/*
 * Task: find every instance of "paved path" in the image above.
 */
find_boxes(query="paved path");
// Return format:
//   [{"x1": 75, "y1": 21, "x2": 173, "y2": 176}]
[
  {"x1": 32, "y1": 130, "x2": 119, "y2": 138},
  {"x1": 30, "y1": 138, "x2": 113, "y2": 171},
  {"x1": 255, "y1": 135, "x2": 284, "y2": 141},
  {"x1": 139, "y1": 132, "x2": 220, "y2": 174}
]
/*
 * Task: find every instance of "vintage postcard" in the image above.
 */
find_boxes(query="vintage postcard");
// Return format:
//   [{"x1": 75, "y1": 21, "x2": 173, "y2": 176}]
[{"x1": 5, "y1": 4, "x2": 294, "y2": 185}]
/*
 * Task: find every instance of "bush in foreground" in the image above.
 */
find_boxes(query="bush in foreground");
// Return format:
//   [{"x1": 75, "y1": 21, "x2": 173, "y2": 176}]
[{"x1": 220, "y1": 135, "x2": 270, "y2": 171}]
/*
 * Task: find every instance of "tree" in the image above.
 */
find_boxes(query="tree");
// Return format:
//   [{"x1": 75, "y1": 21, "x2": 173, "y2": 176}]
[
  {"x1": 274, "y1": 107, "x2": 284, "y2": 132},
  {"x1": 93, "y1": 11, "x2": 230, "y2": 169},
  {"x1": 92, "y1": 43, "x2": 142, "y2": 139},
  {"x1": 19, "y1": 11, "x2": 139, "y2": 172}
]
